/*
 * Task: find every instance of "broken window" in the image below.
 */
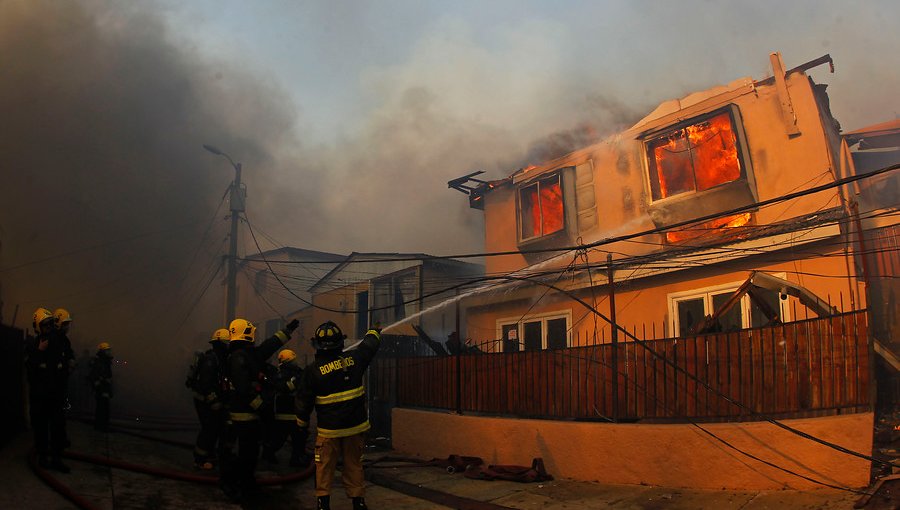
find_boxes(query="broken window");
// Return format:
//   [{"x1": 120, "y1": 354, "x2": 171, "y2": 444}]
[
  {"x1": 498, "y1": 312, "x2": 570, "y2": 352},
  {"x1": 646, "y1": 109, "x2": 744, "y2": 201},
  {"x1": 669, "y1": 280, "x2": 788, "y2": 336},
  {"x1": 519, "y1": 173, "x2": 564, "y2": 241}
]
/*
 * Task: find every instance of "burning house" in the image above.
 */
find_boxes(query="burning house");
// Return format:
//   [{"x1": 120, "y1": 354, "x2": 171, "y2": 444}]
[{"x1": 381, "y1": 53, "x2": 899, "y2": 490}]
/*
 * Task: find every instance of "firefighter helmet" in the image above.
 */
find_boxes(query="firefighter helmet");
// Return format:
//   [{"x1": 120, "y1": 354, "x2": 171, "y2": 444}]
[
  {"x1": 33, "y1": 308, "x2": 55, "y2": 334},
  {"x1": 229, "y1": 318, "x2": 256, "y2": 342},
  {"x1": 277, "y1": 349, "x2": 296, "y2": 364},
  {"x1": 313, "y1": 321, "x2": 345, "y2": 351},
  {"x1": 211, "y1": 328, "x2": 230, "y2": 343},
  {"x1": 54, "y1": 308, "x2": 73, "y2": 327},
  {"x1": 97, "y1": 342, "x2": 111, "y2": 351}
]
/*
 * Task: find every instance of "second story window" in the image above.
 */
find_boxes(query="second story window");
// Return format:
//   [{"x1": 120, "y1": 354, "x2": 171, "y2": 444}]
[
  {"x1": 519, "y1": 173, "x2": 564, "y2": 241},
  {"x1": 646, "y1": 109, "x2": 744, "y2": 201}
]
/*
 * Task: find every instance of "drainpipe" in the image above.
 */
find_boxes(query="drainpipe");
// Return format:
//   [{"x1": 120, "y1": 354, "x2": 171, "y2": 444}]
[{"x1": 607, "y1": 253, "x2": 619, "y2": 422}]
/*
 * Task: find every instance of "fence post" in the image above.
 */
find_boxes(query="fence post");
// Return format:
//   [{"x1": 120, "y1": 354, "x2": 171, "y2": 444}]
[
  {"x1": 607, "y1": 253, "x2": 619, "y2": 422},
  {"x1": 456, "y1": 288, "x2": 462, "y2": 415}
]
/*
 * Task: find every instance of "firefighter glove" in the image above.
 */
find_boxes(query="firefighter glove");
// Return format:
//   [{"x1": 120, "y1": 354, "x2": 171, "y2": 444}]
[{"x1": 284, "y1": 319, "x2": 300, "y2": 336}]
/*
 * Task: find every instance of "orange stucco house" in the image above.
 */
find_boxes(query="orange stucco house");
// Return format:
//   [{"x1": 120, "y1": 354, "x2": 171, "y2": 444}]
[{"x1": 390, "y1": 53, "x2": 886, "y2": 490}]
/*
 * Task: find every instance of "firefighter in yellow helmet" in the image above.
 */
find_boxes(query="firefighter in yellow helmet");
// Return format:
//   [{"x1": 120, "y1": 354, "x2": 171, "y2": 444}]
[
  {"x1": 296, "y1": 321, "x2": 382, "y2": 510},
  {"x1": 188, "y1": 328, "x2": 230, "y2": 469},
  {"x1": 219, "y1": 317, "x2": 299, "y2": 502},
  {"x1": 261, "y1": 348, "x2": 310, "y2": 467},
  {"x1": 24, "y1": 308, "x2": 75, "y2": 472},
  {"x1": 87, "y1": 342, "x2": 113, "y2": 431}
]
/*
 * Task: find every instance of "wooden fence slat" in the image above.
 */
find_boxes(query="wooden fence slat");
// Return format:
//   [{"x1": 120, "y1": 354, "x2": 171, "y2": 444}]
[{"x1": 383, "y1": 311, "x2": 869, "y2": 421}]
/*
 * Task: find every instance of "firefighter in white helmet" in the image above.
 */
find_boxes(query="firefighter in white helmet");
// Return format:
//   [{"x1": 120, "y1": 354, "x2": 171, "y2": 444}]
[{"x1": 219, "y1": 317, "x2": 299, "y2": 502}]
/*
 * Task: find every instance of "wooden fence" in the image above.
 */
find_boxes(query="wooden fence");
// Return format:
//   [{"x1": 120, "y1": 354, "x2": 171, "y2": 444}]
[{"x1": 370, "y1": 310, "x2": 870, "y2": 422}]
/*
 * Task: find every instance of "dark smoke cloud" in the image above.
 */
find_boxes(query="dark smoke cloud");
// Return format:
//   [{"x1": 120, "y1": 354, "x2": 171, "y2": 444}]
[{"x1": 0, "y1": 0, "x2": 309, "y2": 414}]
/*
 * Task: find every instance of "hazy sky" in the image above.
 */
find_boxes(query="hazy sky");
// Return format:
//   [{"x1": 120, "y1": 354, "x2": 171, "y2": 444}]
[{"x1": 1, "y1": 0, "x2": 897, "y2": 412}]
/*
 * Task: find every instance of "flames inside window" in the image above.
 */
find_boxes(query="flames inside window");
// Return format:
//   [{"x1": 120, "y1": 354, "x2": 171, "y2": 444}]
[
  {"x1": 520, "y1": 174, "x2": 564, "y2": 241},
  {"x1": 647, "y1": 110, "x2": 743, "y2": 200}
]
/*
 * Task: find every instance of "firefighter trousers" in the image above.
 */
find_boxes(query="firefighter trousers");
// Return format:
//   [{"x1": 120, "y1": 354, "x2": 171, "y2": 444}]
[
  {"x1": 219, "y1": 419, "x2": 261, "y2": 492},
  {"x1": 264, "y1": 418, "x2": 310, "y2": 462},
  {"x1": 93, "y1": 393, "x2": 110, "y2": 431},
  {"x1": 193, "y1": 400, "x2": 225, "y2": 462},
  {"x1": 315, "y1": 433, "x2": 366, "y2": 498},
  {"x1": 29, "y1": 392, "x2": 66, "y2": 456}
]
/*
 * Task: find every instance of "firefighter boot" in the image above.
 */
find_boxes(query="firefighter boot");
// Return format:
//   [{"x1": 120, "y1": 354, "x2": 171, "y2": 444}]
[
  {"x1": 352, "y1": 496, "x2": 368, "y2": 510},
  {"x1": 316, "y1": 495, "x2": 331, "y2": 510}
]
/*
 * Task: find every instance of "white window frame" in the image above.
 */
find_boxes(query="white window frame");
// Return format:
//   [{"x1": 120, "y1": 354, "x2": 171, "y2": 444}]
[
  {"x1": 667, "y1": 275, "x2": 791, "y2": 337},
  {"x1": 496, "y1": 310, "x2": 572, "y2": 352}
]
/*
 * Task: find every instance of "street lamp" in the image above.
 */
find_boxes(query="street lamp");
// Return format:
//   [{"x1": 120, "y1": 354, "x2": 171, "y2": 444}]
[{"x1": 204, "y1": 144, "x2": 244, "y2": 325}]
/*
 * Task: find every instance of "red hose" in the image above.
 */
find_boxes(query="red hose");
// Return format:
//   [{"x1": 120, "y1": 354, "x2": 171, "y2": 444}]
[
  {"x1": 62, "y1": 449, "x2": 315, "y2": 485},
  {"x1": 28, "y1": 448, "x2": 101, "y2": 510}
]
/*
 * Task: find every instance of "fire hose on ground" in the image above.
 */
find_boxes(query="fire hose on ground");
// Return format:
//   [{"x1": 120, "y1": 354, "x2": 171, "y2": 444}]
[
  {"x1": 30, "y1": 423, "x2": 529, "y2": 510},
  {"x1": 27, "y1": 425, "x2": 315, "y2": 510}
]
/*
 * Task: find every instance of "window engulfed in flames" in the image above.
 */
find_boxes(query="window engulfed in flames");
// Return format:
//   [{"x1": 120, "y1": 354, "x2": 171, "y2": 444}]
[
  {"x1": 648, "y1": 111, "x2": 742, "y2": 200},
  {"x1": 665, "y1": 213, "x2": 752, "y2": 244},
  {"x1": 520, "y1": 174, "x2": 564, "y2": 240}
]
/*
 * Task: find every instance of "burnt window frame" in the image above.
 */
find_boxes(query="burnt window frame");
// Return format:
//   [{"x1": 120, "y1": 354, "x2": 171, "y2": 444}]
[
  {"x1": 515, "y1": 167, "x2": 577, "y2": 247},
  {"x1": 642, "y1": 104, "x2": 753, "y2": 204}
]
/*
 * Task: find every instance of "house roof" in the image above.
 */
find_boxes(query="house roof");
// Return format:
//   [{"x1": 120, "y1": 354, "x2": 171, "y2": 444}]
[
  {"x1": 243, "y1": 246, "x2": 346, "y2": 263},
  {"x1": 843, "y1": 119, "x2": 900, "y2": 149},
  {"x1": 308, "y1": 252, "x2": 425, "y2": 293}
]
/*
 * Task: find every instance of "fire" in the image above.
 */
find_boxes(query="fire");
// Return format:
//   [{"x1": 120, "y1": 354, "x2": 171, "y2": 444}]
[
  {"x1": 522, "y1": 176, "x2": 564, "y2": 239},
  {"x1": 539, "y1": 181, "x2": 564, "y2": 234},
  {"x1": 666, "y1": 213, "x2": 752, "y2": 244},
  {"x1": 651, "y1": 111, "x2": 742, "y2": 199}
]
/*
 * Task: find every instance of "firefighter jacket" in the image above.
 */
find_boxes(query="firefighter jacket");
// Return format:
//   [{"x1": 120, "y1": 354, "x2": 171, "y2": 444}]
[
  {"x1": 295, "y1": 329, "x2": 381, "y2": 438},
  {"x1": 272, "y1": 362, "x2": 302, "y2": 420},
  {"x1": 24, "y1": 331, "x2": 74, "y2": 398},
  {"x1": 88, "y1": 352, "x2": 113, "y2": 398},
  {"x1": 194, "y1": 345, "x2": 227, "y2": 409},
  {"x1": 223, "y1": 332, "x2": 287, "y2": 422}
]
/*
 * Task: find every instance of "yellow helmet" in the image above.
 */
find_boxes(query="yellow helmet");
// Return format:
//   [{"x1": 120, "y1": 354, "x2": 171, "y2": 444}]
[
  {"x1": 97, "y1": 342, "x2": 111, "y2": 351},
  {"x1": 211, "y1": 328, "x2": 230, "y2": 343},
  {"x1": 229, "y1": 318, "x2": 256, "y2": 342},
  {"x1": 54, "y1": 308, "x2": 72, "y2": 327},
  {"x1": 277, "y1": 349, "x2": 296, "y2": 364},
  {"x1": 33, "y1": 308, "x2": 55, "y2": 334}
]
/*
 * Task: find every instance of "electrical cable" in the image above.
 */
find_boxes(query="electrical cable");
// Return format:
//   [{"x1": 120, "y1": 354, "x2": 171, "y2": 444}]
[{"x1": 476, "y1": 273, "x2": 892, "y2": 468}]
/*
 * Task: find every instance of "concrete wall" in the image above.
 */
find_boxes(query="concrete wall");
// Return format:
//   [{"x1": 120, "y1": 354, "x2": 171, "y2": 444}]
[{"x1": 392, "y1": 408, "x2": 873, "y2": 490}]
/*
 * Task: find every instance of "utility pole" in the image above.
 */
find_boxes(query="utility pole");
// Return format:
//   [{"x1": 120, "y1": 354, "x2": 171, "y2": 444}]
[{"x1": 204, "y1": 144, "x2": 244, "y2": 325}]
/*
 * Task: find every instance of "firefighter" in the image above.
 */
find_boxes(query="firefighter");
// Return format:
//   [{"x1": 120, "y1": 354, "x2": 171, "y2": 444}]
[
  {"x1": 219, "y1": 317, "x2": 299, "y2": 502},
  {"x1": 87, "y1": 342, "x2": 114, "y2": 432},
  {"x1": 261, "y1": 349, "x2": 310, "y2": 467},
  {"x1": 24, "y1": 307, "x2": 74, "y2": 472},
  {"x1": 188, "y1": 328, "x2": 230, "y2": 469},
  {"x1": 53, "y1": 308, "x2": 75, "y2": 449},
  {"x1": 296, "y1": 321, "x2": 382, "y2": 510}
]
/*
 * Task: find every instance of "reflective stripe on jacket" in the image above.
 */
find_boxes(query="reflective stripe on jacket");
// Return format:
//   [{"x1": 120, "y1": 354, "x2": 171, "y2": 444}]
[{"x1": 295, "y1": 329, "x2": 381, "y2": 438}]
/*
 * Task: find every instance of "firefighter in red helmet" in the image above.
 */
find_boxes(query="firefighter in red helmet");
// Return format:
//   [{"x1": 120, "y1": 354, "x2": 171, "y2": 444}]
[{"x1": 296, "y1": 321, "x2": 382, "y2": 510}]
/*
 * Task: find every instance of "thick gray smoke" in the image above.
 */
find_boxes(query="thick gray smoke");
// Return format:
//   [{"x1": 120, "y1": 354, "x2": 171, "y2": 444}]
[
  {"x1": 0, "y1": 0, "x2": 313, "y2": 415},
  {"x1": 2, "y1": 0, "x2": 897, "y2": 417}
]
